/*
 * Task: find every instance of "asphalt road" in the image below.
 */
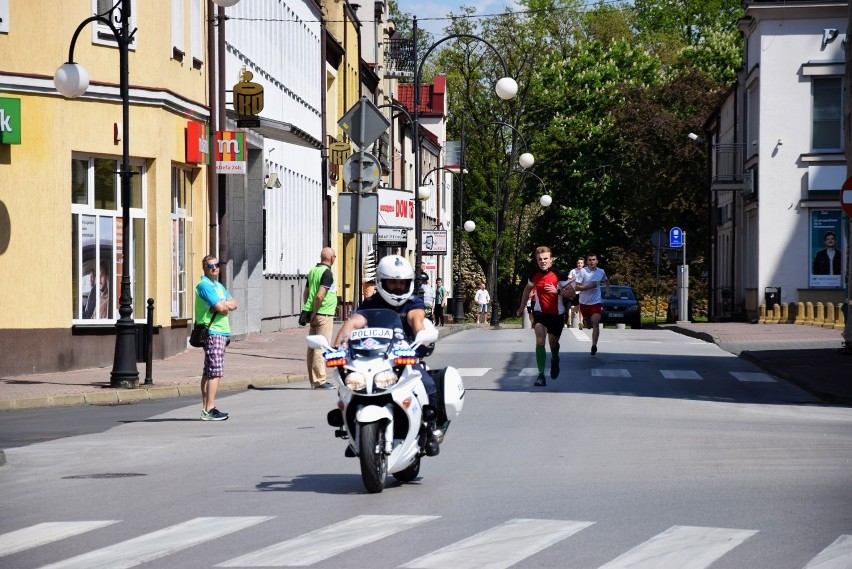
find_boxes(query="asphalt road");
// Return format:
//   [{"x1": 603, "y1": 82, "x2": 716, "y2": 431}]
[{"x1": 1, "y1": 327, "x2": 851, "y2": 569}]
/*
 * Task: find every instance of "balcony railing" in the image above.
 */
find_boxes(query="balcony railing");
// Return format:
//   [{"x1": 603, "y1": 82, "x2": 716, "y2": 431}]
[
  {"x1": 384, "y1": 38, "x2": 415, "y2": 78},
  {"x1": 713, "y1": 143, "x2": 745, "y2": 183}
]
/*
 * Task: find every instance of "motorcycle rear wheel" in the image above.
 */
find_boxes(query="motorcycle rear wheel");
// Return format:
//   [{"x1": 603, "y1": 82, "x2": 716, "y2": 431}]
[
  {"x1": 359, "y1": 422, "x2": 388, "y2": 493},
  {"x1": 392, "y1": 458, "x2": 421, "y2": 483}
]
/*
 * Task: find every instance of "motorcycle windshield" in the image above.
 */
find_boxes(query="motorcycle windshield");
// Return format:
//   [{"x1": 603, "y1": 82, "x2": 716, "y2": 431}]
[{"x1": 348, "y1": 309, "x2": 405, "y2": 356}]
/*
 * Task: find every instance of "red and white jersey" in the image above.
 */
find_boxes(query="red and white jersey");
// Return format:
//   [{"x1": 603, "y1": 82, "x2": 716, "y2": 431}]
[{"x1": 528, "y1": 269, "x2": 570, "y2": 315}]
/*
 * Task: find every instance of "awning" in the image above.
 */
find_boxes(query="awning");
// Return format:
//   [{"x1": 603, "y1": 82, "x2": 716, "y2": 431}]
[{"x1": 226, "y1": 111, "x2": 322, "y2": 150}]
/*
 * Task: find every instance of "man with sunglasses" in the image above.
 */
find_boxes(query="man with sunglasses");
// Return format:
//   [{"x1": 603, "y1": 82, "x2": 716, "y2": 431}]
[{"x1": 195, "y1": 255, "x2": 237, "y2": 420}]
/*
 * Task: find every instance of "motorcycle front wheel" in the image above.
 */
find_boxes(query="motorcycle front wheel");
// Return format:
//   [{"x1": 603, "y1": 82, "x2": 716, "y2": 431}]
[
  {"x1": 392, "y1": 457, "x2": 421, "y2": 483},
  {"x1": 359, "y1": 422, "x2": 388, "y2": 493}
]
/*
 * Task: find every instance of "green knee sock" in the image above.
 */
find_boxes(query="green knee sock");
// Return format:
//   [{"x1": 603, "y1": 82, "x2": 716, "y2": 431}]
[{"x1": 536, "y1": 345, "x2": 546, "y2": 373}]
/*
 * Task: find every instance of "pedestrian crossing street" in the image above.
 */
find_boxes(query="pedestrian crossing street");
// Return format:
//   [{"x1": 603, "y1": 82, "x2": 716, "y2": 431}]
[
  {"x1": 2, "y1": 516, "x2": 850, "y2": 568},
  {"x1": 458, "y1": 368, "x2": 777, "y2": 383}
]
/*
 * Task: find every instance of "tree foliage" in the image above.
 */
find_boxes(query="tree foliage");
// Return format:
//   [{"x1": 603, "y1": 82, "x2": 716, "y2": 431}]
[{"x1": 395, "y1": 0, "x2": 743, "y2": 318}]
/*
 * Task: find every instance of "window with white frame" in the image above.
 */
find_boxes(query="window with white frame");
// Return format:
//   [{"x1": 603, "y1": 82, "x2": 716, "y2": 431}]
[
  {"x1": 171, "y1": 166, "x2": 194, "y2": 318},
  {"x1": 71, "y1": 156, "x2": 146, "y2": 322},
  {"x1": 92, "y1": 0, "x2": 138, "y2": 50},
  {"x1": 812, "y1": 76, "x2": 843, "y2": 151}
]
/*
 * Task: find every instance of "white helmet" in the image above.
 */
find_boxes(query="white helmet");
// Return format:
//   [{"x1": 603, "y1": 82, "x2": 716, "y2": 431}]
[{"x1": 376, "y1": 255, "x2": 414, "y2": 307}]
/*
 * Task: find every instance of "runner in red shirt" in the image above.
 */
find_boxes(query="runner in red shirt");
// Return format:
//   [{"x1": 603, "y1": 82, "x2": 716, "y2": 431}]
[{"x1": 516, "y1": 246, "x2": 572, "y2": 387}]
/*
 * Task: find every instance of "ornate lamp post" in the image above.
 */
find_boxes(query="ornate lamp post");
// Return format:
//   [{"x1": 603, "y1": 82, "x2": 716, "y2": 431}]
[
  {"x1": 55, "y1": 0, "x2": 138, "y2": 388},
  {"x1": 409, "y1": 17, "x2": 518, "y2": 297}
]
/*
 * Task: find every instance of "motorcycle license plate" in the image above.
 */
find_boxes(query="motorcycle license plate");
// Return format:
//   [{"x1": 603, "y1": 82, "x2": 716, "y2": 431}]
[
  {"x1": 608, "y1": 312, "x2": 624, "y2": 318},
  {"x1": 350, "y1": 328, "x2": 393, "y2": 340}
]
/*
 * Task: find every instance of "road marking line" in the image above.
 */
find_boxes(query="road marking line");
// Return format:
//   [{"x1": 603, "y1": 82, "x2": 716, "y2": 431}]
[
  {"x1": 804, "y1": 535, "x2": 852, "y2": 568},
  {"x1": 569, "y1": 329, "x2": 591, "y2": 342},
  {"x1": 218, "y1": 515, "x2": 438, "y2": 567},
  {"x1": 597, "y1": 525, "x2": 757, "y2": 569},
  {"x1": 457, "y1": 368, "x2": 490, "y2": 377},
  {"x1": 660, "y1": 370, "x2": 703, "y2": 380},
  {"x1": 592, "y1": 369, "x2": 632, "y2": 378},
  {"x1": 401, "y1": 518, "x2": 594, "y2": 569},
  {"x1": 0, "y1": 521, "x2": 118, "y2": 558},
  {"x1": 519, "y1": 368, "x2": 542, "y2": 376},
  {"x1": 40, "y1": 517, "x2": 271, "y2": 569},
  {"x1": 730, "y1": 371, "x2": 777, "y2": 383}
]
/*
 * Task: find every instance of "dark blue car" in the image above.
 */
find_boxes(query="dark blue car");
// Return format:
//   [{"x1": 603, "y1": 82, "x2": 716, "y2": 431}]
[{"x1": 601, "y1": 285, "x2": 642, "y2": 329}]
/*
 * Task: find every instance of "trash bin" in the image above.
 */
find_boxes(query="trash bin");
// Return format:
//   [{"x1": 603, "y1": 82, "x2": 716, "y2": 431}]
[{"x1": 764, "y1": 287, "x2": 780, "y2": 310}]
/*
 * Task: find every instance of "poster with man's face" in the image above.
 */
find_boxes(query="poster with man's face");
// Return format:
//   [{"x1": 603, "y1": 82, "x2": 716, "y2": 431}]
[{"x1": 809, "y1": 210, "x2": 844, "y2": 288}]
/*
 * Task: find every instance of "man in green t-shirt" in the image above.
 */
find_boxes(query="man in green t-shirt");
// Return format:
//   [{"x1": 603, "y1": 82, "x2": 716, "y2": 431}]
[{"x1": 303, "y1": 247, "x2": 337, "y2": 389}]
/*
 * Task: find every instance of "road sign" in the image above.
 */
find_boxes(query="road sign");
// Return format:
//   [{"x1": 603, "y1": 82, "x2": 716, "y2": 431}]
[
  {"x1": 841, "y1": 176, "x2": 852, "y2": 216},
  {"x1": 651, "y1": 229, "x2": 665, "y2": 248},
  {"x1": 338, "y1": 97, "x2": 390, "y2": 149},
  {"x1": 669, "y1": 227, "x2": 683, "y2": 248},
  {"x1": 342, "y1": 151, "x2": 381, "y2": 193}
]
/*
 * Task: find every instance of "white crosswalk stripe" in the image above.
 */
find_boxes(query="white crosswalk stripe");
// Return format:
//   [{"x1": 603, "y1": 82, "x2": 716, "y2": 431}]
[
  {"x1": 730, "y1": 371, "x2": 777, "y2": 383},
  {"x1": 597, "y1": 525, "x2": 758, "y2": 569},
  {"x1": 660, "y1": 369, "x2": 703, "y2": 380},
  {"x1": 520, "y1": 367, "x2": 541, "y2": 376},
  {"x1": 400, "y1": 519, "x2": 594, "y2": 569},
  {"x1": 457, "y1": 368, "x2": 490, "y2": 377},
  {"x1": 6, "y1": 516, "x2": 848, "y2": 568},
  {"x1": 592, "y1": 368, "x2": 632, "y2": 378},
  {"x1": 217, "y1": 515, "x2": 438, "y2": 567},
  {"x1": 804, "y1": 535, "x2": 852, "y2": 568},
  {"x1": 38, "y1": 517, "x2": 271, "y2": 569},
  {"x1": 0, "y1": 521, "x2": 118, "y2": 558}
]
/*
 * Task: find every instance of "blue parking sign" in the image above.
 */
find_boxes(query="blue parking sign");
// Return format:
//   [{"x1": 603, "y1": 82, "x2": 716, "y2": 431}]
[{"x1": 669, "y1": 227, "x2": 683, "y2": 248}]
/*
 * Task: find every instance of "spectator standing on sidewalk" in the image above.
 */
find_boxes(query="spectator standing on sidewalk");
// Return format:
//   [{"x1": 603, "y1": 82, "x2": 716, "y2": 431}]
[
  {"x1": 573, "y1": 253, "x2": 610, "y2": 356},
  {"x1": 195, "y1": 255, "x2": 237, "y2": 421},
  {"x1": 474, "y1": 282, "x2": 490, "y2": 324},
  {"x1": 516, "y1": 246, "x2": 571, "y2": 387},
  {"x1": 434, "y1": 278, "x2": 447, "y2": 326},
  {"x1": 303, "y1": 247, "x2": 338, "y2": 389}
]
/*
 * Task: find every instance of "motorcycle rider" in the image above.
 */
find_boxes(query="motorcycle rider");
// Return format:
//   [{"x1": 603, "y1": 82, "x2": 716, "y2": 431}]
[{"x1": 333, "y1": 255, "x2": 441, "y2": 456}]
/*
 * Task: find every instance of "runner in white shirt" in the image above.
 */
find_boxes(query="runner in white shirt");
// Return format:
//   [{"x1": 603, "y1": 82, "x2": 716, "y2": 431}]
[{"x1": 573, "y1": 253, "x2": 610, "y2": 355}]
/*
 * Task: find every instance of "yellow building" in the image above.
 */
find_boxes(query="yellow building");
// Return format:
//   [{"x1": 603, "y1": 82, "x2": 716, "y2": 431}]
[{"x1": 0, "y1": 0, "x2": 212, "y2": 376}]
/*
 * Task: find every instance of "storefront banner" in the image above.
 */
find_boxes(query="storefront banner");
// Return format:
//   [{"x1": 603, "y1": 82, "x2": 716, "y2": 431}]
[
  {"x1": 186, "y1": 121, "x2": 209, "y2": 163},
  {"x1": 377, "y1": 187, "x2": 415, "y2": 230},
  {"x1": 215, "y1": 131, "x2": 246, "y2": 174},
  {"x1": 809, "y1": 209, "x2": 844, "y2": 288},
  {"x1": 0, "y1": 97, "x2": 21, "y2": 145}
]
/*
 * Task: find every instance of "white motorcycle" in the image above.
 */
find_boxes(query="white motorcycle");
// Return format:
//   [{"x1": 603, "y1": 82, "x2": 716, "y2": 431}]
[{"x1": 306, "y1": 309, "x2": 464, "y2": 493}]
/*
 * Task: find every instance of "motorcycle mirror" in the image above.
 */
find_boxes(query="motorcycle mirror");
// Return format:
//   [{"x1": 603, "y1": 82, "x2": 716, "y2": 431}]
[{"x1": 306, "y1": 335, "x2": 331, "y2": 350}]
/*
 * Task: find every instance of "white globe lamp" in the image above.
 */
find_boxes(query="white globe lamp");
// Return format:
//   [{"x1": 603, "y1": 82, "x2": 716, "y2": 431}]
[
  {"x1": 519, "y1": 152, "x2": 535, "y2": 169},
  {"x1": 464, "y1": 220, "x2": 476, "y2": 232},
  {"x1": 494, "y1": 77, "x2": 518, "y2": 100},
  {"x1": 211, "y1": 0, "x2": 240, "y2": 6},
  {"x1": 54, "y1": 63, "x2": 89, "y2": 98},
  {"x1": 539, "y1": 194, "x2": 552, "y2": 207},
  {"x1": 418, "y1": 185, "x2": 432, "y2": 200}
]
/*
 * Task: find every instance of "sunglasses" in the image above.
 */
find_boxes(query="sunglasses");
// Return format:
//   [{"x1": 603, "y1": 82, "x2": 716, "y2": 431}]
[{"x1": 207, "y1": 263, "x2": 220, "y2": 269}]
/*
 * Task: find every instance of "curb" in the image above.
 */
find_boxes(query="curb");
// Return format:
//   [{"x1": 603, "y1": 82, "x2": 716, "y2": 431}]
[
  {"x1": 738, "y1": 350, "x2": 852, "y2": 406},
  {"x1": 0, "y1": 374, "x2": 306, "y2": 412}
]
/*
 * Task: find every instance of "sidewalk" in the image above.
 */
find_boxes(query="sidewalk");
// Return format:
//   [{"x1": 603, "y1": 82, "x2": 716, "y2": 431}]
[{"x1": 1, "y1": 322, "x2": 850, "y2": 411}]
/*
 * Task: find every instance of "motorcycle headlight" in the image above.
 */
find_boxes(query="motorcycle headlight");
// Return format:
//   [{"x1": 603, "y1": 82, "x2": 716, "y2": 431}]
[
  {"x1": 344, "y1": 371, "x2": 367, "y2": 391},
  {"x1": 373, "y1": 370, "x2": 399, "y2": 390}
]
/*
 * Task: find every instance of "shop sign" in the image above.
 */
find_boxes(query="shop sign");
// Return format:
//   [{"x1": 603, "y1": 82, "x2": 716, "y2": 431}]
[
  {"x1": 422, "y1": 230, "x2": 447, "y2": 255},
  {"x1": 377, "y1": 187, "x2": 415, "y2": 230},
  {"x1": 0, "y1": 97, "x2": 21, "y2": 145},
  {"x1": 186, "y1": 121, "x2": 209, "y2": 163},
  {"x1": 215, "y1": 131, "x2": 246, "y2": 175},
  {"x1": 378, "y1": 227, "x2": 407, "y2": 244}
]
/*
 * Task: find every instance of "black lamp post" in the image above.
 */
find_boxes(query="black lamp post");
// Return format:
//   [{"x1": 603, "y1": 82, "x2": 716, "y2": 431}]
[
  {"x1": 55, "y1": 0, "x2": 138, "y2": 389},
  {"x1": 458, "y1": 120, "x2": 534, "y2": 327},
  {"x1": 421, "y1": 165, "x2": 467, "y2": 322},
  {"x1": 410, "y1": 17, "x2": 518, "y2": 299}
]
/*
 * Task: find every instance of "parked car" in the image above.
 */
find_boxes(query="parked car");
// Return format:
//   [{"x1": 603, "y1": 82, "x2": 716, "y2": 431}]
[{"x1": 601, "y1": 285, "x2": 642, "y2": 329}]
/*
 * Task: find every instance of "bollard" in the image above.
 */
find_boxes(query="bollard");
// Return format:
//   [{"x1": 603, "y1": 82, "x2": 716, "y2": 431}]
[
  {"x1": 804, "y1": 302, "x2": 814, "y2": 326},
  {"x1": 813, "y1": 302, "x2": 825, "y2": 327},
  {"x1": 823, "y1": 302, "x2": 836, "y2": 329},
  {"x1": 835, "y1": 303, "x2": 846, "y2": 331},
  {"x1": 772, "y1": 304, "x2": 782, "y2": 324},
  {"x1": 780, "y1": 302, "x2": 789, "y2": 323},
  {"x1": 522, "y1": 309, "x2": 531, "y2": 329},
  {"x1": 758, "y1": 304, "x2": 766, "y2": 324},
  {"x1": 144, "y1": 298, "x2": 154, "y2": 385},
  {"x1": 793, "y1": 302, "x2": 805, "y2": 325}
]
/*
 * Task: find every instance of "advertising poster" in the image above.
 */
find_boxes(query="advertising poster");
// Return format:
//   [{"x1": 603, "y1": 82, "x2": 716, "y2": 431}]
[
  {"x1": 80, "y1": 215, "x2": 115, "y2": 320},
  {"x1": 809, "y1": 210, "x2": 844, "y2": 288}
]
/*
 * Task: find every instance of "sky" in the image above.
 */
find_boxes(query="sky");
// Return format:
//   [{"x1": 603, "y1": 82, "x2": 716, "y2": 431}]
[{"x1": 396, "y1": 0, "x2": 524, "y2": 37}]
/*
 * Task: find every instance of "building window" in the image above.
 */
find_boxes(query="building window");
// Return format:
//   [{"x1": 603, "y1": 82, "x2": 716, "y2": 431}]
[
  {"x1": 812, "y1": 77, "x2": 843, "y2": 151},
  {"x1": 71, "y1": 156, "x2": 146, "y2": 322},
  {"x1": 92, "y1": 0, "x2": 138, "y2": 50},
  {"x1": 171, "y1": 166, "x2": 194, "y2": 318}
]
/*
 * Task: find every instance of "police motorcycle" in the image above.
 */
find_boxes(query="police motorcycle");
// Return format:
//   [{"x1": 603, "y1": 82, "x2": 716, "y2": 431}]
[{"x1": 306, "y1": 309, "x2": 464, "y2": 493}]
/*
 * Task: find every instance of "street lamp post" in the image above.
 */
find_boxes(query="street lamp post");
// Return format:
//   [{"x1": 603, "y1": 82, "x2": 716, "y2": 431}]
[
  {"x1": 55, "y1": 0, "x2": 138, "y2": 389},
  {"x1": 421, "y1": 165, "x2": 468, "y2": 322},
  {"x1": 410, "y1": 17, "x2": 518, "y2": 297}
]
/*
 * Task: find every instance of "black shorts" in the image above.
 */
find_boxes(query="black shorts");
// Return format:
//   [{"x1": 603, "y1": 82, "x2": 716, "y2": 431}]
[{"x1": 533, "y1": 311, "x2": 565, "y2": 337}]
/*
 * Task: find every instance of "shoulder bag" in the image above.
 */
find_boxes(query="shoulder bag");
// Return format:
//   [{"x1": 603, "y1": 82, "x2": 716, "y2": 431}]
[{"x1": 189, "y1": 312, "x2": 219, "y2": 348}]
